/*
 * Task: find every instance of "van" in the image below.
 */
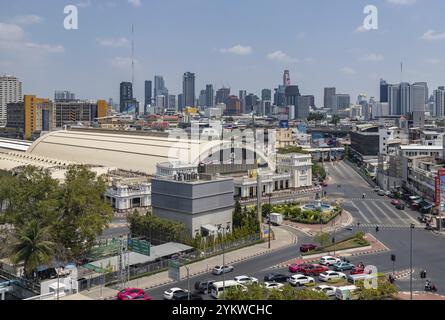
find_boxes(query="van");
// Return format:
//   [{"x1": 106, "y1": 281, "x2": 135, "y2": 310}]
[
  {"x1": 210, "y1": 280, "x2": 247, "y2": 299},
  {"x1": 335, "y1": 285, "x2": 359, "y2": 300},
  {"x1": 347, "y1": 273, "x2": 375, "y2": 285}
]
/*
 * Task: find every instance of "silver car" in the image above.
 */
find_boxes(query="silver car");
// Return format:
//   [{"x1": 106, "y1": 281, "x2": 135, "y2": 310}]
[{"x1": 212, "y1": 265, "x2": 234, "y2": 275}]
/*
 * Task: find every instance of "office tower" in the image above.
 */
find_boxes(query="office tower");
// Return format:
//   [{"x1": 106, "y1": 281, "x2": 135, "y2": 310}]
[
  {"x1": 285, "y1": 85, "x2": 301, "y2": 107},
  {"x1": 324, "y1": 87, "x2": 336, "y2": 109},
  {"x1": 245, "y1": 93, "x2": 259, "y2": 114},
  {"x1": 205, "y1": 84, "x2": 214, "y2": 108},
  {"x1": 331, "y1": 94, "x2": 350, "y2": 114},
  {"x1": 183, "y1": 72, "x2": 195, "y2": 108},
  {"x1": 283, "y1": 70, "x2": 291, "y2": 87},
  {"x1": 225, "y1": 95, "x2": 241, "y2": 116},
  {"x1": 262, "y1": 100, "x2": 272, "y2": 116},
  {"x1": 274, "y1": 85, "x2": 286, "y2": 107},
  {"x1": 371, "y1": 102, "x2": 389, "y2": 119},
  {"x1": 0, "y1": 75, "x2": 23, "y2": 126},
  {"x1": 380, "y1": 79, "x2": 389, "y2": 103},
  {"x1": 434, "y1": 87, "x2": 445, "y2": 117},
  {"x1": 296, "y1": 95, "x2": 312, "y2": 119},
  {"x1": 216, "y1": 87, "x2": 230, "y2": 104},
  {"x1": 168, "y1": 95, "x2": 176, "y2": 111},
  {"x1": 55, "y1": 90, "x2": 76, "y2": 102},
  {"x1": 145, "y1": 80, "x2": 152, "y2": 108},
  {"x1": 261, "y1": 89, "x2": 272, "y2": 102},
  {"x1": 410, "y1": 82, "x2": 428, "y2": 113},
  {"x1": 154, "y1": 75, "x2": 166, "y2": 98},
  {"x1": 198, "y1": 90, "x2": 206, "y2": 107},
  {"x1": 119, "y1": 82, "x2": 133, "y2": 113},
  {"x1": 399, "y1": 82, "x2": 410, "y2": 115},
  {"x1": 156, "y1": 95, "x2": 167, "y2": 110},
  {"x1": 178, "y1": 94, "x2": 184, "y2": 111},
  {"x1": 388, "y1": 85, "x2": 400, "y2": 115},
  {"x1": 6, "y1": 95, "x2": 56, "y2": 139},
  {"x1": 239, "y1": 90, "x2": 247, "y2": 113},
  {"x1": 50, "y1": 99, "x2": 107, "y2": 128}
]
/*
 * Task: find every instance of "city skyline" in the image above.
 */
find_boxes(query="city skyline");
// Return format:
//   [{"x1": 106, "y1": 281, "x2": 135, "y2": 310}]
[{"x1": 2, "y1": 0, "x2": 445, "y2": 105}]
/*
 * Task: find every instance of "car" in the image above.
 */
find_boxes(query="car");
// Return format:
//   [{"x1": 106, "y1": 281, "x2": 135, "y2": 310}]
[
  {"x1": 194, "y1": 280, "x2": 215, "y2": 294},
  {"x1": 263, "y1": 273, "x2": 290, "y2": 283},
  {"x1": 373, "y1": 186, "x2": 380, "y2": 192},
  {"x1": 313, "y1": 285, "x2": 336, "y2": 297},
  {"x1": 172, "y1": 292, "x2": 203, "y2": 300},
  {"x1": 288, "y1": 274, "x2": 315, "y2": 287},
  {"x1": 263, "y1": 282, "x2": 285, "y2": 291},
  {"x1": 300, "y1": 244, "x2": 318, "y2": 253},
  {"x1": 388, "y1": 192, "x2": 396, "y2": 199},
  {"x1": 321, "y1": 182, "x2": 328, "y2": 187},
  {"x1": 319, "y1": 256, "x2": 341, "y2": 266},
  {"x1": 350, "y1": 266, "x2": 365, "y2": 275},
  {"x1": 319, "y1": 271, "x2": 347, "y2": 282},
  {"x1": 396, "y1": 203, "x2": 405, "y2": 210},
  {"x1": 234, "y1": 275, "x2": 258, "y2": 285},
  {"x1": 289, "y1": 263, "x2": 312, "y2": 273},
  {"x1": 391, "y1": 199, "x2": 401, "y2": 206},
  {"x1": 163, "y1": 288, "x2": 188, "y2": 300},
  {"x1": 212, "y1": 265, "x2": 234, "y2": 275},
  {"x1": 117, "y1": 288, "x2": 146, "y2": 300},
  {"x1": 333, "y1": 262, "x2": 355, "y2": 271},
  {"x1": 299, "y1": 264, "x2": 329, "y2": 276},
  {"x1": 377, "y1": 190, "x2": 386, "y2": 196},
  {"x1": 385, "y1": 191, "x2": 391, "y2": 196}
]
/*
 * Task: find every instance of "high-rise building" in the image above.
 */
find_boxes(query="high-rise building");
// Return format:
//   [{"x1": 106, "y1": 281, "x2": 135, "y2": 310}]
[
  {"x1": 145, "y1": 80, "x2": 152, "y2": 108},
  {"x1": 55, "y1": 90, "x2": 76, "y2": 102},
  {"x1": 154, "y1": 75, "x2": 167, "y2": 98},
  {"x1": 388, "y1": 84, "x2": 400, "y2": 115},
  {"x1": 261, "y1": 89, "x2": 272, "y2": 102},
  {"x1": 285, "y1": 85, "x2": 301, "y2": 107},
  {"x1": 239, "y1": 90, "x2": 247, "y2": 113},
  {"x1": 168, "y1": 95, "x2": 176, "y2": 111},
  {"x1": 283, "y1": 70, "x2": 291, "y2": 87},
  {"x1": 183, "y1": 72, "x2": 195, "y2": 108},
  {"x1": 399, "y1": 82, "x2": 410, "y2": 115},
  {"x1": 198, "y1": 90, "x2": 206, "y2": 107},
  {"x1": 55, "y1": 99, "x2": 108, "y2": 128},
  {"x1": 216, "y1": 87, "x2": 230, "y2": 104},
  {"x1": 380, "y1": 79, "x2": 389, "y2": 103},
  {"x1": 0, "y1": 75, "x2": 23, "y2": 126},
  {"x1": 410, "y1": 82, "x2": 428, "y2": 113},
  {"x1": 205, "y1": 84, "x2": 214, "y2": 108},
  {"x1": 296, "y1": 95, "x2": 312, "y2": 119},
  {"x1": 324, "y1": 87, "x2": 336, "y2": 109},
  {"x1": 331, "y1": 94, "x2": 350, "y2": 114},
  {"x1": 274, "y1": 85, "x2": 286, "y2": 107},
  {"x1": 119, "y1": 82, "x2": 133, "y2": 113},
  {"x1": 434, "y1": 87, "x2": 445, "y2": 117},
  {"x1": 6, "y1": 95, "x2": 55, "y2": 139},
  {"x1": 245, "y1": 93, "x2": 259, "y2": 114},
  {"x1": 178, "y1": 94, "x2": 184, "y2": 111},
  {"x1": 225, "y1": 95, "x2": 241, "y2": 116}
]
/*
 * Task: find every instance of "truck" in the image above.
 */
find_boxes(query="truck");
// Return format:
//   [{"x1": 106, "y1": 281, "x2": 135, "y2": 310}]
[{"x1": 269, "y1": 213, "x2": 283, "y2": 226}]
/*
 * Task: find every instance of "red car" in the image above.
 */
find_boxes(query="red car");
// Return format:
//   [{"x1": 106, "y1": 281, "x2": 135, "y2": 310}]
[
  {"x1": 321, "y1": 182, "x2": 328, "y2": 187},
  {"x1": 299, "y1": 264, "x2": 329, "y2": 276},
  {"x1": 288, "y1": 263, "x2": 312, "y2": 273},
  {"x1": 117, "y1": 288, "x2": 150, "y2": 301},
  {"x1": 391, "y1": 200, "x2": 401, "y2": 206},
  {"x1": 350, "y1": 267, "x2": 365, "y2": 275},
  {"x1": 300, "y1": 244, "x2": 318, "y2": 253}
]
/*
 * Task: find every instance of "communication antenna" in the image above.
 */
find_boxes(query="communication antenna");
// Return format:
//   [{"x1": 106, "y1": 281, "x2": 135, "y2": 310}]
[
  {"x1": 400, "y1": 61, "x2": 403, "y2": 83},
  {"x1": 131, "y1": 24, "x2": 135, "y2": 87}
]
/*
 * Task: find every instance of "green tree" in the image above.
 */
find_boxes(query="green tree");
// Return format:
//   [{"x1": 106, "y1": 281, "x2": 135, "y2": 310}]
[
  {"x1": 53, "y1": 165, "x2": 113, "y2": 261},
  {"x1": 330, "y1": 115, "x2": 340, "y2": 125},
  {"x1": 294, "y1": 288, "x2": 329, "y2": 300},
  {"x1": 307, "y1": 112, "x2": 325, "y2": 122},
  {"x1": 314, "y1": 232, "x2": 330, "y2": 247},
  {"x1": 11, "y1": 220, "x2": 55, "y2": 279},
  {"x1": 357, "y1": 279, "x2": 398, "y2": 300},
  {"x1": 233, "y1": 200, "x2": 243, "y2": 228}
]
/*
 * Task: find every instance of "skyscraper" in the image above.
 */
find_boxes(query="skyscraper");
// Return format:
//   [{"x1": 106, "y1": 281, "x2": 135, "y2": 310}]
[
  {"x1": 399, "y1": 82, "x2": 410, "y2": 115},
  {"x1": 261, "y1": 89, "x2": 272, "y2": 102},
  {"x1": 296, "y1": 95, "x2": 312, "y2": 119},
  {"x1": 120, "y1": 82, "x2": 133, "y2": 113},
  {"x1": 285, "y1": 85, "x2": 301, "y2": 107},
  {"x1": 239, "y1": 90, "x2": 247, "y2": 113},
  {"x1": 388, "y1": 84, "x2": 400, "y2": 115},
  {"x1": 145, "y1": 80, "x2": 152, "y2": 108},
  {"x1": 324, "y1": 87, "x2": 336, "y2": 109},
  {"x1": 331, "y1": 94, "x2": 350, "y2": 114},
  {"x1": 434, "y1": 87, "x2": 445, "y2": 117},
  {"x1": 274, "y1": 86, "x2": 286, "y2": 107},
  {"x1": 198, "y1": 90, "x2": 206, "y2": 107},
  {"x1": 410, "y1": 82, "x2": 428, "y2": 113},
  {"x1": 183, "y1": 72, "x2": 195, "y2": 109},
  {"x1": 154, "y1": 75, "x2": 168, "y2": 99},
  {"x1": 216, "y1": 87, "x2": 230, "y2": 104},
  {"x1": 225, "y1": 95, "x2": 241, "y2": 116},
  {"x1": 283, "y1": 70, "x2": 291, "y2": 87},
  {"x1": 205, "y1": 84, "x2": 214, "y2": 108},
  {"x1": 55, "y1": 90, "x2": 76, "y2": 102},
  {"x1": 380, "y1": 79, "x2": 389, "y2": 103},
  {"x1": 168, "y1": 95, "x2": 176, "y2": 111},
  {"x1": 245, "y1": 93, "x2": 259, "y2": 113},
  {"x1": 0, "y1": 75, "x2": 23, "y2": 126}
]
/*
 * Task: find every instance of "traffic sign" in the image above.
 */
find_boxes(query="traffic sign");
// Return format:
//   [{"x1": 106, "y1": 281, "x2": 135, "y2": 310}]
[
  {"x1": 127, "y1": 238, "x2": 151, "y2": 256},
  {"x1": 168, "y1": 259, "x2": 181, "y2": 281}
]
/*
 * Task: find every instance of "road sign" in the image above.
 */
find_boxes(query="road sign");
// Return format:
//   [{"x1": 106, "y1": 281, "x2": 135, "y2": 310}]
[
  {"x1": 127, "y1": 238, "x2": 150, "y2": 256},
  {"x1": 168, "y1": 259, "x2": 180, "y2": 282}
]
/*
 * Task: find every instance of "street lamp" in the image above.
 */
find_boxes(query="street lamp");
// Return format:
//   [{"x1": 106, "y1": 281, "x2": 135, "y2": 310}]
[
  {"x1": 218, "y1": 223, "x2": 231, "y2": 293},
  {"x1": 268, "y1": 193, "x2": 272, "y2": 249},
  {"x1": 410, "y1": 223, "x2": 415, "y2": 300}
]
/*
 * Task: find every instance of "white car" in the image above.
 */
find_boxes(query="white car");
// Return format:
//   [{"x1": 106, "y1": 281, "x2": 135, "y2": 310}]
[
  {"x1": 319, "y1": 271, "x2": 347, "y2": 282},
  {"x1": 319, "y1": 256, "x2": 341, "y2": 266},
  {"x1": 313, "y1": 285, "x2": 336, "y2": 297},
  {"x1": 234, "y1": 275, "x2": 258, "y2": 285},
  {"x1": 263, "y1": 282, "x2": 285, "y2": 291},
  {"x1": 288, "y1": 274, "x2": 315, "y2": 287},
  {"x1": 163, "y1": 287, "x2": 188, "y2": 300},
  {"x1": 212, "y1": 265, "x2": 234, "y2": 275}
]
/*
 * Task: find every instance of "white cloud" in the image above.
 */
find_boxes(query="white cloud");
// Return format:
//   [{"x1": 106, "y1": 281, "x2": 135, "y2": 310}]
[
  {"x1": 220, "y1": 45, "x2": 252, "y2": 55},
  {"x1": 97, "y1": 37, "x2": 130, "y2": 47},
  {"x1": 76, "y1": 0, "x2": 92, "y2": 8},
  {"x1": 267, "y1": 50, "x2": 298, "y2": 63},
  {"x1": 0, "y1": 23, "x2": 25, "y2": 41},
  {"x1": 339, "y1": 67, "x2": 356, "y2": 75},
  {"x1": 24, "y1": 42, "x2": 65, "y2": 53},
  {"x1": 109, "y1": 56, "x2": 140, "y2": 68},
  {"x1": 12, "y1": 15, "x2": 44, "y2": 25},
  {"x1": 128, "y1": 0, "x2": 142, "y2": 8},
  {"x1": 386, "y1": 0, "x2": 416, "y2": 5},
  {"x1": 422, "y1": 29, "x2": 445, "y2": 41},
  {"x1": 354, "y1": 25, "x2": 369, "y2": 33},
  {"x1": 425, "y1": 58, "x2": 441, "y2": 64},
  {"x1": 359, "y1": 53, "x2": 384, "y2": 62}
]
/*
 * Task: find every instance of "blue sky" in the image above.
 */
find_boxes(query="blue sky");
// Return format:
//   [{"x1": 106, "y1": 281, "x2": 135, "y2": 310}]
[{"x1": 1, "y1": 0, "x2": 445, "y2": 106}]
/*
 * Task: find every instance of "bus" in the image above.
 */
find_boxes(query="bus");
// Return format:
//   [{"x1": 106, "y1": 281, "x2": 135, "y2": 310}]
[{"x1": 210, "y1": 280, "x2": 247, "y2": 299}]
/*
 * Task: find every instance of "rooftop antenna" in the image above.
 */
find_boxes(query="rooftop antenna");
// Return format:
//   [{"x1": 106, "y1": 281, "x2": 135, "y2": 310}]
[
  {"x1": 400, "y1": 61, "x2": 403, "y2": 83},
  {"x1": 131, "y1": 24, "x2": 135, "y2": 87}
]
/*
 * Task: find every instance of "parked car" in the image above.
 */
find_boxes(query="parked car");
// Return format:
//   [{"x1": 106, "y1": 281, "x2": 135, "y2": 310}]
[
  {"x1": 300, "y1": 264, "x2": 329, "y2": 276},
  {"x1": 300, "y1": 244, "x2": 318, "y2": 253},
  {"x1": 289, "y1": 263, "x2": 312, "y2": 273},
  {"x1": 163, "y1": 288, "x2": 188, "y2": 300},
  {"x1": 385, "y1": 191, "x2": 391, "y2": 196},
  {"x1": 391, "y1": 199, "x2": 401, "y2": 206},
  {"x1": 322, "y1": 182, "x2": 328, "y2": 187},
  {"x1": 313, "y1": 285, "x2": 336, "y2": 297},
  {"x1": 377, "y1": 190, "x2": 386, "y2": 196},
  {"x1": 288, "y1": 274, "x2": 315, "y2": 287},
  {"x1": 319, "y1": 256, "x2": 341, "y2": 266},
  {"x1": 388, "y1": 192, "x2": 396, "y2": 199},
  {"x1": 212, "y1": 265, "x2": 234, "y2": 275},
  {"x1": 194, "y1": 280, "x2": 215, "y2": 294},
  {"x1": 373, "y1": 186, "x2": 380, "y2": 192},
  {"x1": 396, "y1": 203, "x2": 405, "y2": 210},
  {"x1": 117, "y1": 288, "x2": 146, "y2": 300},
  {"x1": 319, "y1": 271, "x2": 347, "y2": 282},
  {"x1": 333, "y1": 261, "x2": 355, "y2": 271},
  {"x1": 263, "y1": 273, "x2": 290, "y2": 283},
  {"x1": 234, "y1": 275, "x2": 258, "y2": 285},
  {"x1": 172, "y1": 292, "x2": 203, "y2": 301},
  {"x1": 350, "y1": 266, "x2": 365, "y2": 275},
  {"x1": 263, "y1": 282, "x2": 284, "y2": 291}
]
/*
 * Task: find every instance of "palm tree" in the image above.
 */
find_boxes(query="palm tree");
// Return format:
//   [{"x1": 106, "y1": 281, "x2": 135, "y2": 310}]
[{"x1": 11, "y1": 220, "x2": 55, "y2": 279}]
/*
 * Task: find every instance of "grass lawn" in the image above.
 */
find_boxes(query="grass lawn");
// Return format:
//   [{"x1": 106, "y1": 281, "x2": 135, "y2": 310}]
[{"x1": 303, "y1": 238, "x2": 370, "y2": 256}]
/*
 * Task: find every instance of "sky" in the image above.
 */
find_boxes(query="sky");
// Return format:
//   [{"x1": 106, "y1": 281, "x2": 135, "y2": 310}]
[{"x1": 1, "y1": 0, "x2": 445, "y2": 106}]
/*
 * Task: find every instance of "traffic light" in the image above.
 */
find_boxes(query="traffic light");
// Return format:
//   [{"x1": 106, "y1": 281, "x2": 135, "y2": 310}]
[
  {"x1": 391, "y1": 254, "x2": 396, "y2": 262},
  {"x1": 420, "y1": 270, "x2": 427, "y2": 279},
  {"x1": 375, "y1": 226, "x2": 379, "y2": 232}
]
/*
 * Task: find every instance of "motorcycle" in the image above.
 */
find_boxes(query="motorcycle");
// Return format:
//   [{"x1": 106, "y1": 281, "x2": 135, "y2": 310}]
[{"x1": 425, "y1": 281, "x2": 438, "y2": 292}]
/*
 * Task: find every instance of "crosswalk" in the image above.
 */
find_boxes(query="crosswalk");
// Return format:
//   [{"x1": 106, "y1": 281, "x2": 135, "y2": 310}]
[{"x1": 356, "y1": 224, "x2": 424, "y2": 230}]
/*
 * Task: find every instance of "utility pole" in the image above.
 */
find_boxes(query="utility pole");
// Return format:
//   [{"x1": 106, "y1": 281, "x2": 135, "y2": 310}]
[
  {"x1": 257, "y1": 173, "x2": 262, "y2": 225},
  {"x1": 410, "y1": 224, "x2": 414, "y2": 300},
  {"x1": 268, "y1": 193, "x2": 272, "y2": 249}
]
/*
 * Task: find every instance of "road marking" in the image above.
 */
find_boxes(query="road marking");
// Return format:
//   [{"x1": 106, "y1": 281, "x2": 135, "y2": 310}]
[
  {"x1": 360, "y1": 200, "x2": 383, "y2": 224},
  {"x1": 378, "y1": 200, "x2": 420, "y2": 226},
  {"x1": 350, "y1": 201, "x2": 371, "y2": 223},
  {"x1": 367, "y1": 200, "x2": 397, "y2": 225}
]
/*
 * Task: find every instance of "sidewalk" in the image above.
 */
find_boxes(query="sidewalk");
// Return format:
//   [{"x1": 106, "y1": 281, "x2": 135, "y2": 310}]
[
  {"x1": 397, "y1": 291, "x2": 445, "y2": 300},
  {"x1": 79, "y1": 226, "x2": 297, "y2": 300},
  {"x1": 282, "y1": 210, "x2": 353, "y2": 236}
]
